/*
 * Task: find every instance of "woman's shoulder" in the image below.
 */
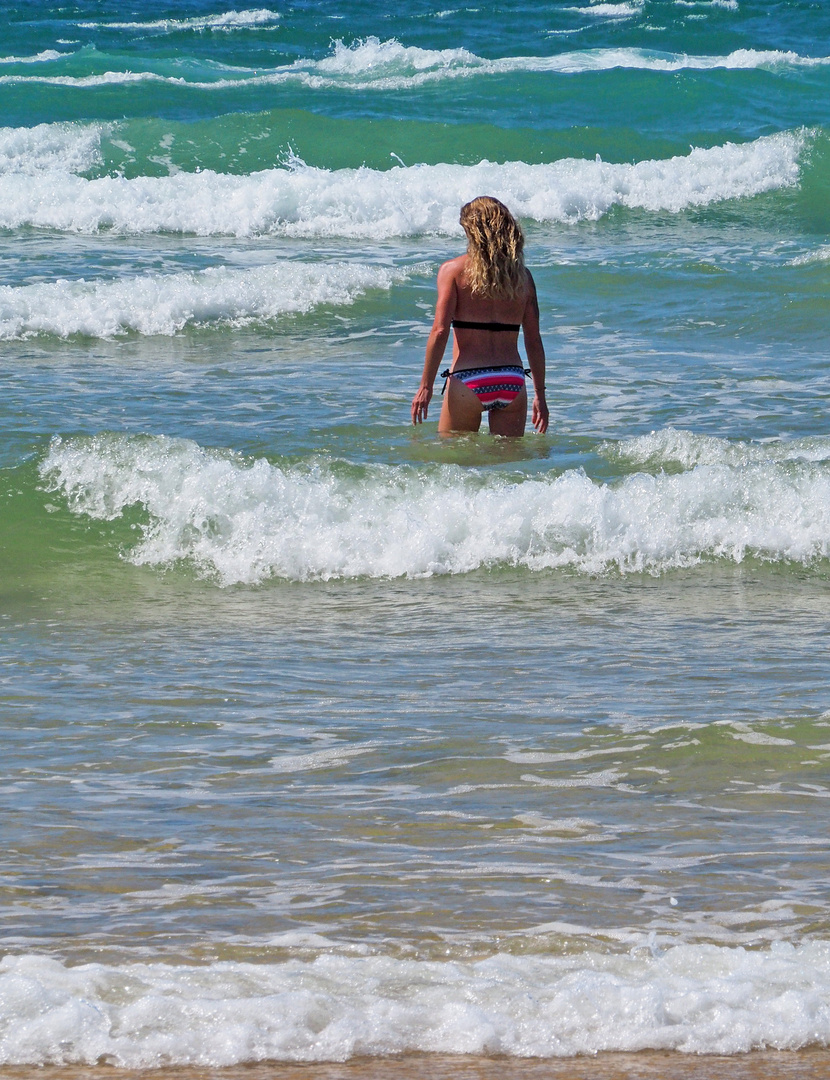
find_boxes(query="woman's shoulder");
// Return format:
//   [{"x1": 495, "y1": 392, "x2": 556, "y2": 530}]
[
  {"x1": 435, "y1": 255, "x2": 468, "y2": 295},
  {"x1": 438, "y1": 254, "x2": 468, "y2": 277}
]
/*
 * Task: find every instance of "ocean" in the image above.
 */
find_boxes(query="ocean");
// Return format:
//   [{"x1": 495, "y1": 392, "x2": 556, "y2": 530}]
[{"x1": 2, "y1": 0, "x2": 830, "y2": 1073}]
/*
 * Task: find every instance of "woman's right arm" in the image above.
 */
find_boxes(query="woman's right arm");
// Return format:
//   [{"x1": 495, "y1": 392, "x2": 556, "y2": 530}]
[
  {"x1": 522, "y1": 273, "x2": 549, "y2": 434},
  {"x1": 412, "y1": 262, "x2": 457, "y2": 425}
]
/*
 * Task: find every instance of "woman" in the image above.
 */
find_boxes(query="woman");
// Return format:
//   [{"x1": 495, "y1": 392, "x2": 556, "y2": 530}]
[{"x1": 411, "y1": 196, "x2": 548, "y2": 436}]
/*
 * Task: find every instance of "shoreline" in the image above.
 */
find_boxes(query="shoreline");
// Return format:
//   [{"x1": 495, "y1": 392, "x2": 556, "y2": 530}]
[{"x1": 1, "y1": 1052, "x2": 829, "y2": 1080}]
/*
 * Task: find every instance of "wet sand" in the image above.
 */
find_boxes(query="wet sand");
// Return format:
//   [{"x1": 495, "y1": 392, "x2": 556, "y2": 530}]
[{"x1": 2, "y1": 1052, "x2": 829, "y2": 1080}]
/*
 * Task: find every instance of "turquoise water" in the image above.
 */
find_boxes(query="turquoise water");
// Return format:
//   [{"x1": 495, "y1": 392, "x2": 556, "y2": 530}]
[{"x1": 2, "y1": 0, "x2": 830, "y2": 1066}]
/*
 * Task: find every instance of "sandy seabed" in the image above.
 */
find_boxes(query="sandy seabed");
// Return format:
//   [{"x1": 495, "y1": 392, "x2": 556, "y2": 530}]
[{"x1": 1, "y1": 1053, "x2": 829, "y2": 1080}]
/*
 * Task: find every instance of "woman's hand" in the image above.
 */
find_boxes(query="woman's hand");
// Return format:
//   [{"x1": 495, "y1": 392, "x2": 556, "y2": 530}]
[
  {"x1": 412, "y1": 383, "x2": 433, "y2": 424},
  {"x1": 532, "y1": 393, "x2": 549, "y2": 434}
]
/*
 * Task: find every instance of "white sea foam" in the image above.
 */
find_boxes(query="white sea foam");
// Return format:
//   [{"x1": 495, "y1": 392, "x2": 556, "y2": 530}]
[
  {"x1": 77, "y1": 9, "x2": 281, "y2": 32},
  {"x1": 0, "y1": 130, "x2": 805, "y2": 237},
  {"x1": 0, "y1": 262, "x2": 411, "y2": 340},
  {"x1": 510, "y1": 44, "x2": 830, "y2": 76},
  {"x1": 0, "y1": 50, "x2": 67, "y2": 64},
  {"x1": 604, "y1": 428, "x2": 830, "y2": 469},
  {"x1": 566, "y1": 3, "x2": 644, "y2": 18},
  {"x1": 0, "y1": 70, "x2": 179, "y2": 89},
  {"x1": 39, "y1": 433, "x2": 830, "y2": 584},
  {"x1": 0, "y1": 943, "x2": 828, "y2": 1065},
  {"x1": 0, "y1": 38, "x2": 825, "y2": 90},
  {"x1": 311, "y1": 37, "x2": 478, "y2": 77},
  {"x1": 0, "y1": 121, "x2": 106, "y2": 175},
  {"x1": 789, "y1": 245, "x2": 830, "y2": 266},
  {"x1": 676, "y1": 1, "x2": 739, "y2": 9}
]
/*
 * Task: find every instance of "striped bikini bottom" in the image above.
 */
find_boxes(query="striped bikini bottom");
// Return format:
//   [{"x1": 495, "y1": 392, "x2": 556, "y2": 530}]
[{"x1": 441, "y1": 365, "x2": 527, "y2": 411}]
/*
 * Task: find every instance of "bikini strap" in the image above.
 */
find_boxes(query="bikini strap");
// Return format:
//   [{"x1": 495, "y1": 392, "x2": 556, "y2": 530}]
[
  {"x1": 441, "y1": 366, "x2": 531, "y2": 395},
  {"x1": 451, "y1": 319, "x2": 521, "y2": 331}
]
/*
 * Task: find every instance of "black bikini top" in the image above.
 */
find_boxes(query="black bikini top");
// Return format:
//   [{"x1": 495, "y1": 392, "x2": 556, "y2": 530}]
[{"x1": 451, "y1": 319, "x2": 521, "y2": 332}]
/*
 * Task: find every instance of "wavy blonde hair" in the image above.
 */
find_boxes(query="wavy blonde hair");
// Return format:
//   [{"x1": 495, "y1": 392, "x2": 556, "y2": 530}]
[{"x1": 459, "y1": 196, "x2": 526, "y2": 300}]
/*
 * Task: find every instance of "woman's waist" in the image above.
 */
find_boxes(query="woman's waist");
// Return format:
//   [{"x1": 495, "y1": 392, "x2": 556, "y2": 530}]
[
  {"x1": 444, "y1": 362, "x2": 527, "y2": 379},
  {"x1": 450, "y1": 350, "x2": 523, "y2": 373}
]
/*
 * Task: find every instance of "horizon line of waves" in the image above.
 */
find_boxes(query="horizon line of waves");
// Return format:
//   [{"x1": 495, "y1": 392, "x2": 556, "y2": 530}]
[
  {"x1": 1, "y1": 39, "x2": 828, "y2": 90},
  {"x1": 76, "y1": 9, "x2": 281, "y2": 32},
  {"x1": 39, "y1": 434, "x2": 830, "y2": 586},
  {"x1": 0, "y1": 262, "x2": 417, "y2": 340},
  {"x1": 2, "y1": 942, "x2": 829, "y2": 1064},
  {"x1": 0, "y1": 130, "x2": 805, "y2": 237},
  {"x1": 603, "y1": 428, "x2": 830, "y2": 470}
]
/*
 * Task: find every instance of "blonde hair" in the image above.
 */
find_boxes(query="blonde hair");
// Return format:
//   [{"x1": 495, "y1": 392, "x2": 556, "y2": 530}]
[{"x1": 459, "y1": 196, "x2": 526, "y2": 300}]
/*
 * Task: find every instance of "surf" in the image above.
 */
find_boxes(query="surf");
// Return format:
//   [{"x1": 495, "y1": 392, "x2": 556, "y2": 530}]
[
  {"x1": 0, "y1": 126, "x2": 807, "y2": 237},
  {"x1": 38, "y1": 433, "x2": 830, "y2": 585},
  {"x1": 4, "y1": 38, "x2": 830, "y2": 93},
  {"x1": 1, "y1": 943, "x2": 828, "y2": 1065},
  {"x1": 0, "y1": 262, "x2": 415, "y2": 340}
]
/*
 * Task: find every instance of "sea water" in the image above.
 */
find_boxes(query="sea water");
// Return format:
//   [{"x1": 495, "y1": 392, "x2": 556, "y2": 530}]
[{"x1": 2, "y1": 0, "x2": 830, "y2": 1068}]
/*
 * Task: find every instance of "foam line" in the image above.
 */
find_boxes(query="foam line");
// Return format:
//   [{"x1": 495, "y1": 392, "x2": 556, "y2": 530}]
[
  {"x1": 566, "y1": 3, "x2": 644, "y2": 18},
  {"x1": 603, "y1": 428, "x2": 830, "y2": 469},
  {"x1": 0, "y1": 130, "x2": 805, "y2": 236},
  {"x1": 0, "y1": 944, "x2": 828, "y2": 1065},
  {"x1": 0, "y1": 50, "x2": 68, "y2": 64},
  {"x1": 76, "y1": 9, "x2": 281, "y2": 32},
  {"x1": 0, "y1": 121, "x2": 106, "y2": 175},
  {"x1": 40, "y1": 433, "x2": 830, "y2": 585},
  {"x1": 0, "y1": 262, "x2": 411, "y2": 339},
  {"x1": 1, "y1": 39, "x2": 826, "y2": 91}
]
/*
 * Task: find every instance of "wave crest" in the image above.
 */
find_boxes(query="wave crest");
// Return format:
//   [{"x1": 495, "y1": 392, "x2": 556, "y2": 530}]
[
  {"x1": 603, "y1": 428, "x2": 830, "y2": 469},
  {"x1": 0, "y1": 262, "x2": 413, "y2": 340},
  {"x1": 0, "y1": 50, "x2": 68, "y2": 64},
  {"x1": 1, "y1": 943, "x2": 828, "y2": 1065},
  {"x1": 0, "y1": 121, "x2": 106, "y2": 175},
  {"x1": 0, "y1": 129, "x2": 805, "y2": 237},
  {"x1": 39, "y1": 433, "x2": 830, "y2": 585},
  {"x1": 2, "y1": 39, "x2": 827, "y2": 92},
  {"x1": 77, "y1": 9, "x2": 281, "y2": 32}
]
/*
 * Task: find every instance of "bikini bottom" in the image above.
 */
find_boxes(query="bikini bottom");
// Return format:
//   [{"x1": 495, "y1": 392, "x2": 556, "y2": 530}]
[{"x1": 441, "y1": 364, "x2": 527, "y2": 411}]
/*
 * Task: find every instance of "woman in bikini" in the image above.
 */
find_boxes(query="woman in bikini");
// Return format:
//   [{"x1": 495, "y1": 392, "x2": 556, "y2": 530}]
[{"x1": 411, "y1": 196, "x2": 548, "y2": 436}]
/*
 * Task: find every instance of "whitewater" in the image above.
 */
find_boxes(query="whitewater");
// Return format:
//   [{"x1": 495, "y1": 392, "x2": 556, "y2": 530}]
[
  {"x1": 3, "y1": 945, "x2": 830, "y2": 1066},
  {"x1": 0, "y1": 123, "x2": 806, "y2": 237},
  {"x1": 0, "y1": 263, "x2": 413, "y2": 339},
  {"x1": 4, "y1": 38, "x2": 830, "y2": 94},
  {"x1": 38, "y1": 433, "x2": 830, "y2": 583}
]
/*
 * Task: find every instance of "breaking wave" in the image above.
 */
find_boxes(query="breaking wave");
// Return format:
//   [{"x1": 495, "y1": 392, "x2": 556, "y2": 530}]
[
  {"x1": 0, "y1": 262, "x2": 413, "y2": 339},
  {"x1": 0, "y1": 943, "x2": 828, "y2": 1065},
  {"x1": 0, "y1": 121, "x2": 107, "y2": 175},
  {"x1": 0, "y1": 126, "x2": 805, "y2": 237},
  {"x1": 2, "y1": 39, "x2": 827, "y2": 91},
  {"x1": 76, "y1": 9, "x2": 281, "y2": 32},
  {"x1": 39, "y1": 432, "x2": 830, "y2": 585},
  {"x1": 603, "y1": 427, "x2": 830, "y2": 469},
  {"x1": 0, "y1": 50, "x2": 68, "y2": 64}
]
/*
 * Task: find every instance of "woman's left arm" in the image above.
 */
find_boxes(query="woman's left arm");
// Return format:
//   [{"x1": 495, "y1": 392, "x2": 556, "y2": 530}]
[{"x1": 522, "y1": 273, "x2": 549, "y2": 434}]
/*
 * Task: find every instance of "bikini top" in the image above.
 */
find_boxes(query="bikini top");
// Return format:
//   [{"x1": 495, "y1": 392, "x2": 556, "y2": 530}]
[{"x1": 451, "y1": 319, "x2": 521, "y2": 332}]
